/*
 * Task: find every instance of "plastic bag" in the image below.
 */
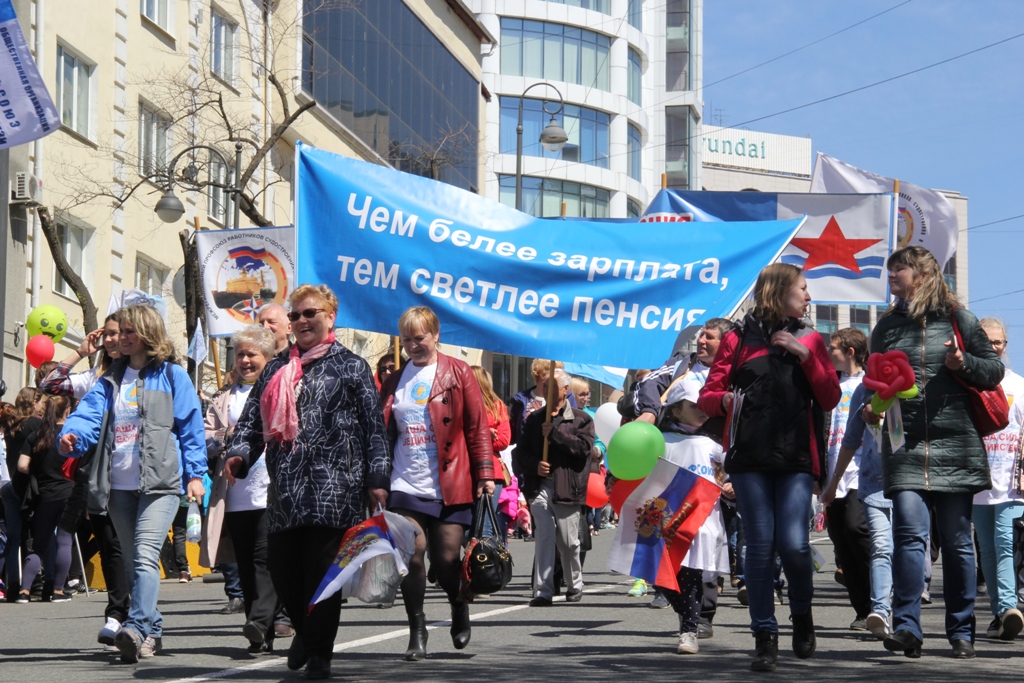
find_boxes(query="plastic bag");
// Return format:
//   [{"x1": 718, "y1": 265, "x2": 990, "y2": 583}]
[
  {"x1": 186, "y1": 500, "x2": 202, "y2": 543},
  {"x1": 810, "y1": 544, "x2": 827, "y2": 573},
  {"x1": 349, "y1": 509, "x2": 421, "y2": 605}
]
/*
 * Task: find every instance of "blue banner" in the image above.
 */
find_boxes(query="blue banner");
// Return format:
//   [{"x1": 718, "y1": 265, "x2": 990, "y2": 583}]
[
  {"x1": 0, "y1": 0, "x2": 58, "y2": 149},
  {"x1": 295, "y1": 144, "x2": 804, "y2": 368}
]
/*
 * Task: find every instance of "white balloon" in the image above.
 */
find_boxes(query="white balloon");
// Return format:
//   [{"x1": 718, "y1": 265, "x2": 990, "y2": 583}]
[{"x1": 593, "y1": 402, "x2": 622, "y2": 445}]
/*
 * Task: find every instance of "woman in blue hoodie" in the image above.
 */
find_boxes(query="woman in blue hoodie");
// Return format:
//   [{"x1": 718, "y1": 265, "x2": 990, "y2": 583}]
[{"x1": 59, "y1": 305, "x2": 207, "y2": 664}]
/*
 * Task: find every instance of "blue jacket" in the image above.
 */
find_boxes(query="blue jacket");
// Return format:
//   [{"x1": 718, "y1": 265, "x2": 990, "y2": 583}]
[{"x1": 59, "y1": 358, "x2": 207, "y2": 513}]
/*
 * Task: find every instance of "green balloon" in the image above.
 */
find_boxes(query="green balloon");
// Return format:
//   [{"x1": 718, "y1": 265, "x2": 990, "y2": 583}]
[
  {"x1": 606, "y1": 421, "x2": 665, "y2": 481},
  {"x1": 26, "y1": 305, "x2": 69, "y2": 343}
]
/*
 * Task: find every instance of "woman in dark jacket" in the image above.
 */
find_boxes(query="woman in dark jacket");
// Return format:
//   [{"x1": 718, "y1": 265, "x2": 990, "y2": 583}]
[
  {"x1": 699, "y1": 263, "x2": 841, "y2": 673},
  {"x1": 866, "y1": 246, "x2": 1003, "y2": 659},
  {"x1": 226, "y1": 284, "x2": 390, "y2": 681},
  {"x1": 1, "y1": 387, "x2": 43, "y2": 601},
  {"x1": 380, "y1": 306, "x2": 494, "y2": 662}
]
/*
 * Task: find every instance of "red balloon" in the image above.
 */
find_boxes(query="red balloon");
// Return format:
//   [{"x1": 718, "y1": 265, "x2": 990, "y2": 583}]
[
  {"x1": 26, "y1": 334, "x2": 55, "y2": 368},
  {"x1": 586, "y1": 472, "x2": 609, "y2": 509},
  {"x1": 609, "y1": 477, "x2": 643, "y2": 514}
]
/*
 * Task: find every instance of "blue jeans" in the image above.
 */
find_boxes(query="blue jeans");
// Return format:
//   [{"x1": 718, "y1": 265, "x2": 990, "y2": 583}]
[
  {"x1": 107, "y1": 490, "x2": 180, "y2": 639},
  {"x1": 730, "y1": 471, "x2": 814, "y2": 634},
  {"x1": 1, "y1": 483, "x2": 23, "y2": 592},
  {"x1": 891, "y1": 490, "x2": 976, "y2": 642},
  {"x1": 862, "y1": 502, "x2": 893, "y2": 617},
  {"x1": 973, "y1": 501, "x2": 1024, "y2": 616}
]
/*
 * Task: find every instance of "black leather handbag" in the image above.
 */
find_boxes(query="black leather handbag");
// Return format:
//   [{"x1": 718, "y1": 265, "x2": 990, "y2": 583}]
[{"x1": 460, "y1": 493, "x2": 513, "y2": 598}]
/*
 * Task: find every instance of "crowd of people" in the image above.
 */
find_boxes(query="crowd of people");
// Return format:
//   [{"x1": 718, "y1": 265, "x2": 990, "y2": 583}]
[{"x1": 1, "y1": 246, "x2": 1022, "y2": 677}]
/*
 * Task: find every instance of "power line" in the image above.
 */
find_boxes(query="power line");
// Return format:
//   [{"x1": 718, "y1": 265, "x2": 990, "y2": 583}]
[
  {"x1": 972, "y1": 286, "x2": 1024, "y2": 304},
  {"x1": 703, "y1": 0, "x2": 913, "y2": 90},
  {"x1": 961, "y1": 213, "x2": 1024, "y2": 232}
]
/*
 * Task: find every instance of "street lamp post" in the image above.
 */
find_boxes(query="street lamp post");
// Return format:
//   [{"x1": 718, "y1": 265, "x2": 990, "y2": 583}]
[
  {"x1": 515, "y1": 82, "x2": 569, "y2": 213},
  {"x1": 155, "y1": 141, "x2": 244, "y2": 229}
]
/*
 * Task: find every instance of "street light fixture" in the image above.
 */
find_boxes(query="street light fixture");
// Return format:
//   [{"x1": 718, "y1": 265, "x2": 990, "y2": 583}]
[
  {"x1": 515, "y1": 82, "x2": 568, "y2": 212},
  {"x1": 155, "y1": 141, "x2": 244, "y2": 229}
]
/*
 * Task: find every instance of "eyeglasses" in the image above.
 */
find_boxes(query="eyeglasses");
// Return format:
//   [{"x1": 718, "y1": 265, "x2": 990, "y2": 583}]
[
  {"x1": 991, "y1": 340, "x2": 1008, "y2": 348},
  {"x1": 287, "y1": 308, "x2": 326, "y2": 322},
  {"x1": 381, "y1": 365, "x2": 396, "y2": 374}
]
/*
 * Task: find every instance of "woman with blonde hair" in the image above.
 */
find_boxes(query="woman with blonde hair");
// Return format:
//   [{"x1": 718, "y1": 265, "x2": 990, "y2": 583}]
[
  {"x1": 59, "y1": 305, "x2": 207, "y2": 663},
  {"x1": 866, "y1": 246, "x2": 1004, "y2": 659},
  {"x1": 380, "y1": 306, "x2": 493, "y2": 662},
  {"x1": 699, "y1": 263, "x2": 840, "y2": 672},
  {"x1": 41, "y1": 313, "x2": 122, "y2": 398},
  {"x1": 225, "y1": 284, "x2": 390, "y2": 680}
]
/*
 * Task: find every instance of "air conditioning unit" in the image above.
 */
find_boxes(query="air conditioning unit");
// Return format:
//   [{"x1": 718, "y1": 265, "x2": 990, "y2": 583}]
[{"x1": 11, "y1": 172, "x2": 42, "y2": 205}]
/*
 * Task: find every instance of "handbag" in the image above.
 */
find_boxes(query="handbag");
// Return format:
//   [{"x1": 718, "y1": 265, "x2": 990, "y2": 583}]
[
  {"x1": 460, "y1": 493, "x2": 513, "y2": 599},
  {"x1": 950, "y1": 310, "x2": 1010, "y2": 437}
]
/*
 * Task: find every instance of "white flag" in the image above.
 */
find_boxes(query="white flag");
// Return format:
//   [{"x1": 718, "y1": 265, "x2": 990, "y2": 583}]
[
  {"x1": 0, "y1": 1, "x2": 59, "y2": 149},
  {"x1": 188, "y1": 321, "x2": 208, "y2": 365},
  {"x1": 810, "y1": 152, "x2": 958, "y2": 267}
]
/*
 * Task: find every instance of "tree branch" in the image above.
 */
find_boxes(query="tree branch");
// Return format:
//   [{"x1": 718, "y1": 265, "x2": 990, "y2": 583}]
[{"x1": 37, "y1": 206, "x2": 99, "y2": 336}]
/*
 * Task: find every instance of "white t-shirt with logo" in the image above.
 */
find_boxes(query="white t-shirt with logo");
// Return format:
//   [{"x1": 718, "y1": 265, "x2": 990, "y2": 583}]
[
  {"x1": 111, "y1": 367, "x2": 142, "y2": 491},
  {"x1": 390, "y1": 363, "x2": 441, "y2": 498},
  {"x1": 975, "y1": 368, "x2": 1024, "y2": 505},
  {"x1": 827, "y1": 372, "x2": 864, "y2": 500},
  {"x1": 225, "y1": 383, "x2": 270, "y2": 511}
]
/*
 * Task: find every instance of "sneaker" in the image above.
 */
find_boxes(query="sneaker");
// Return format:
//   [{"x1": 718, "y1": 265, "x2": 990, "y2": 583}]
[
  {"x1": 114, "y1": 626, "x2": 143, "y2": 664},
  {"x1": 139, "y1": 636, "x2": 162, "y2": 658},
  {"x1": 866, "y1": 612, "x2": 890, "y2": 640},
  {"x1": 15, "y1": 591, "x2": 29, "y2": 604},
  {"x1": 849, "y1": 618, "x2": 868, "y2": 631},
  {"x1": 736, "y1": 586, "x2": 748, "y2": 606},
  {"x1": 179, "y1": 571, "x2": 192, "y2": 584},
  {"x1": 529, "y1": 596, "x2": 553, "y2": 607},
  {"x1": 676, "y1": 631, "x2": 699, "y2": 654},
  {"x1": 49, "y1": 590, "x2": 72, "y2": 603},
  {"x1": 999, "y1": 608, "x2": 1024, "y2": 641},
  {"x1": 627, "y1": 579, "x2": 648, "y2": 597},
  {"x1": 697, "y1": 622, "x2": 714, "y2": 640},
  {"x1": 985, "y1": 615, "x2": 1002, "y2": 639},
  {"x1": 649, "y1": 592, "x2": 670, "y2": 609},
  {"x1": 977, "y1": 581, "x2": 988, "y2": 596},
  {"x1": 921, "y1": 590, "x2": 932, "y2": 605},
  {"x1": 98, "y1": 617, "x2": 121, "y2": 645}
]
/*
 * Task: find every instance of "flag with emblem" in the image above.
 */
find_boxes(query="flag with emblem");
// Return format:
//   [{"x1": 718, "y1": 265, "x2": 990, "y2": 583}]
[
  {"x1": 643, "y1": 189, "x2": 896, "y2": 304},
  {"x1": 607, "y1": 459, "x2": 722, "y2": 591}
]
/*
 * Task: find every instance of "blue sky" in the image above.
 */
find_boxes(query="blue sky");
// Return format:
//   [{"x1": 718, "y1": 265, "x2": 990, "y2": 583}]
[{"x1": 703, "y1": 0, "x2": 1024, "y2": 367}]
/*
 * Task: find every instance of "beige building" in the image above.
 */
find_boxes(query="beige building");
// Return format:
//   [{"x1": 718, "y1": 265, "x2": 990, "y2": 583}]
[{"x1": 2, "y1": 0, "x2": 492, "y2": 389}]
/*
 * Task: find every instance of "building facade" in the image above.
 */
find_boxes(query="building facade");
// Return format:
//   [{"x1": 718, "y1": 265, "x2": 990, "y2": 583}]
[
  {"x1": 700, "y1": 125, "x2": 969, "y2": 336},
  {"x1": 2, "y1": 0, "x2": 492, "y2": 388}
]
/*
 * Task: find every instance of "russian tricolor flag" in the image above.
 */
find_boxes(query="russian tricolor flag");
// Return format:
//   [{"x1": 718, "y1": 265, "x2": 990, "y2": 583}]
[{"x1": 607, "y1": 460, "x2": 722, "y2": 592}]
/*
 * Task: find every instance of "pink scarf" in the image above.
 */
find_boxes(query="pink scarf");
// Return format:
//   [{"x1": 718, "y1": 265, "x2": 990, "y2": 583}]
[{"x1": 260, "y1": 333, "x2": 336, "y2": 443}]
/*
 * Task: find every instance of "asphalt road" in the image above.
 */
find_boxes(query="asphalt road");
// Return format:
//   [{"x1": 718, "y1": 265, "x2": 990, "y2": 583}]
[{"x1": 1, "y1": 530, "x2": 1021, "y2": 682}]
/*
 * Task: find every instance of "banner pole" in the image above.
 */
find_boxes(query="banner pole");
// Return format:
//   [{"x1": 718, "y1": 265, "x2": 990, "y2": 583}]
[
  {"x1": 193, "y1": 216, "x2": 222, "y2": 389},
  {"x1": 542, "y1": 360, "x2": 557, "y2": 463},
  {"x1": 560, "y1": 201, "x2": 566, "y2": 218},
  {"x1": 393, "y1": 337, "x2": 401, "y2": 369},
  {"x1": 662, "y1": 173, "x2": 668, "y2": 189}
]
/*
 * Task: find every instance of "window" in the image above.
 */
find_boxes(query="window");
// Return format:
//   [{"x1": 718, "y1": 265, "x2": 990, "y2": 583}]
[
  {"x1": 207, "y1": 155, "x2": 234, "y2": 224},
  {"x1": 500, "y1": 19, "x2": 610, "y2": 91},
  {"x1": 500, "y1": 97, "x2": 609, "y2": 168},
  {"x1": 628, "y1": 49, "x2": 642, "y2": 106},
  {"x1": 627, "y1": 198, "x2": 642, "y2": 218},
  {"x1": 56, "y1": 45, "x2": 93, "y2": 138},
  {"x1": 544, "y1": 0, "x2": 611, "y2": 12},
  {"x1": 138, "y1": 101, "x2": 170, "y2": 177},
  {"x1": 665, "y1": 106, "x2": 695, "y2": 188},
  {"x1": 53, "y1": 222, "x2": 86, "y2": 297},
  {"x1": 943, "y1": 252, "x2": 957, "y2": 292},
  {"x1": 140, "y1": 0, "x2": 170, "y2": 32},
  {"x1": 211, "y1": 11, "x2": 237, "y2": 82},
  {"x1": 666, "y1": 0, "x2": 691, "y2": 91},
  {"x1": 135, "y1": 257, "x2": 167, "y2": 296},
  {"x1": 850, "y1": 305, "x2": 871, "y2": 334},
  {"x1": 627, "y1": 123, "x2": 642, "y2": 182},
  {"x1": 628, "y1": 0, "x2": 643, "y2": 30},
  {"x1": 498, "y1": 175, "x2": 610, "y2": 218},
  {"x1": 815, "y1": 305, "x2": 838, "y2": 335}
]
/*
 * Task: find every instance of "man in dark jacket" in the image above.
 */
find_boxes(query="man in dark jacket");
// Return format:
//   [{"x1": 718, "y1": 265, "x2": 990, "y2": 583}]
[{"x1": 513, "y1": 369, "x2": 595, "y2": 607}]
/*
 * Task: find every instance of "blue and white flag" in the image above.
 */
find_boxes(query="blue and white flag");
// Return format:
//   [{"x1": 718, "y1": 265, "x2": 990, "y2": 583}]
[
  {"x1": 187, "y1": 320, "x2": 208, "y2": 365},
  {"x1": 295, "y1": 144, "x2": 805, "y2": 369},
  {"x1": 0, "y1": 1, "x2": 58, "y2": 149},
  {"x1": 643, "y1": 190, "x2": 896, "y2": 305}
]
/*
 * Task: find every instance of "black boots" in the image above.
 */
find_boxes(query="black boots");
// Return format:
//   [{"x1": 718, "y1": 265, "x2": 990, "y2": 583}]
[
  {"x1": 791, "y1": 608, "x2": 816, "y2": 659},
  {"x1": 450, "y1": 601, "x2": 471, "y2": 650},
  {"x1": 751, "y1": 630, "x2": 778, "y2": 672},
  {"x1": 404, "y1": 612, "x2": 427, "y2": 661}
]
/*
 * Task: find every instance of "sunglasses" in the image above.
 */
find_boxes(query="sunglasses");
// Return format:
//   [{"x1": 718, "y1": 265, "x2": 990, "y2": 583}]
[{"x1": 287, "y1": 308, "x2": 326, "y2": 322}]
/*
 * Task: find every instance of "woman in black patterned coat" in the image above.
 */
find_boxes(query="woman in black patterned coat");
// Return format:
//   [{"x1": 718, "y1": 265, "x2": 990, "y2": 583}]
[{"x1": 226, "y1": 284, "x2": 391, "y2": 681}]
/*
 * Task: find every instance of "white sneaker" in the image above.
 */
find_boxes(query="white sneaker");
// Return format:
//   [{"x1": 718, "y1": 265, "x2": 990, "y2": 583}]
[
  {"x1": 999, "y1": 608, "x2": 1024, "y2": 641},
  {"x1": 97, "y1": 617, "x2": 121, "y2": 646},
  {"x1": 865, "y1": 612, "x2": 889, "y2": 640},
  {"x1": 677, "y1": 631, "x2": 699, "y2": 654}
]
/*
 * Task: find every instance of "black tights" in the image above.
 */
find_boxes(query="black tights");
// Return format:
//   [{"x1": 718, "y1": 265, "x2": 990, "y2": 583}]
[
  {"x1": 21, "y1": 499, "x2": 73, "y2": 593},
  {"x1": 394, "y1": 508, "x2": 466, "y2": 616}
]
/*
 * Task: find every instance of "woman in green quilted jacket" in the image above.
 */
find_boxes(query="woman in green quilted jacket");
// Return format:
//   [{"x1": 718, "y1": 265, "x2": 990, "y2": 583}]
[{"x1": 866, "y1": 246, "x2": 1003, "y2": 660}]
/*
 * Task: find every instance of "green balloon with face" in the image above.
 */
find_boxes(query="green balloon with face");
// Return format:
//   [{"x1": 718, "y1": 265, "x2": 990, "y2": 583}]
[{"x1": 26, "y1": 305, "x2": 68, "y2": 343}]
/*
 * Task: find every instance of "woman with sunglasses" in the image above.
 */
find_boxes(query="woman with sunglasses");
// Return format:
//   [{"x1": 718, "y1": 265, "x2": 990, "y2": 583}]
[
  {"x1": 380, "y1": 306, "x2": 494, "y2": 662},
  {"x1": 225, "y1": 284, "x2": 390, "y2": 681}
]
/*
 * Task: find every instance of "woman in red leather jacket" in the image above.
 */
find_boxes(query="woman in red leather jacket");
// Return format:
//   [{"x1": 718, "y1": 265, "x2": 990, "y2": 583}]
[{"x1": 380, "y1": 306, "x2": 494, "y2": 662}]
